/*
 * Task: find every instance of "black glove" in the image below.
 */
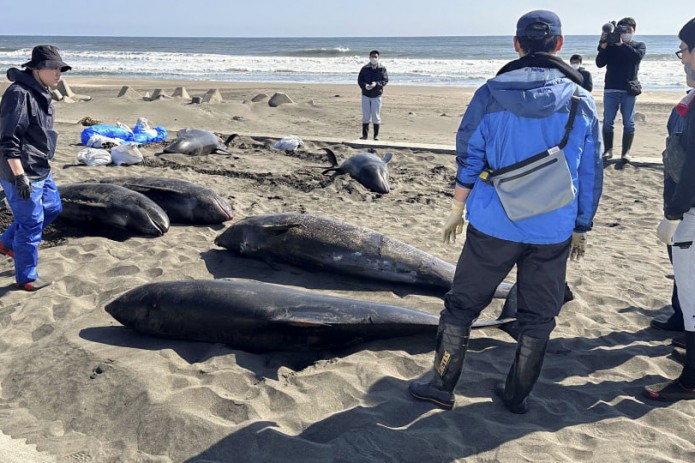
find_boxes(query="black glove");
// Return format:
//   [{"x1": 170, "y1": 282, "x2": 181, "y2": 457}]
[{"x1": 14, "y1": 174, "x2": 32, "y2": 200}]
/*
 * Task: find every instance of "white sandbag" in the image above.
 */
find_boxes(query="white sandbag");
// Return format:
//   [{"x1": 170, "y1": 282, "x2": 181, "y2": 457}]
[
  {"x1": 77, "y1": 148, "x2": 112, "y2": 166},
  {"x1": 273, "y1": 135, "x2": 303, "y2": 152},
  {"x1": 86, "y1": 133, "x2": 125, "y2": 148},
  {"x1": 110, "y1": 144, "x2": 144, "y2": 165}
]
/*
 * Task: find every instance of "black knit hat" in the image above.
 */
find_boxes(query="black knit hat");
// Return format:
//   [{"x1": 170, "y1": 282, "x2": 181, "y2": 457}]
[
  {"x1": 680, "y1": 18, "x2": 695, "y2": 51},
  {"x1": 21, "y1": 45, "x2": 71, "y2": 72}
]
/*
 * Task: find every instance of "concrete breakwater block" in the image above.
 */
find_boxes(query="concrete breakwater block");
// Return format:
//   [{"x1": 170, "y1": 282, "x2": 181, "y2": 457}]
[
  {"x1": 202, "y1": 89, "x2": 224, "y2": 103},
  {"x1": 117, "y1": 86, "x2": 143, "y2": 99},
  {"x1": 268, "y1": 92, "x2": 294, "y2": 107}
]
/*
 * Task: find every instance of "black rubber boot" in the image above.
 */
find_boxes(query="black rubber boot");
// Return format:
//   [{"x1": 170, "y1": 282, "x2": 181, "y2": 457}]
[
  {"x1": 602, "y1": 131, "x2": 614, "y2": 160},
  {"x1": 373, "y1": 124, "x2": 380, "y2": 141},
  {"x1": 495, "y1": 334, "x2": 548, "y2": 414},
  {"x1": 409, "y1": 319, "x2": 470, "y2": 410},
  {"x1": 645, "y1": 331, "x2": 695, "y2": 401},
  {"x1": 621, "y1": 132, "x2": 634, "y2": 162},
  {"x1": 360, "y1": 123, "x2": 369, "y2": 140}
]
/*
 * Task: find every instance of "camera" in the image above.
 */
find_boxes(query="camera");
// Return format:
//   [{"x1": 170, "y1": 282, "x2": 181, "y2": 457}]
[{"x1": 601, "y1": 21, "x2": 627, "y2": 45}]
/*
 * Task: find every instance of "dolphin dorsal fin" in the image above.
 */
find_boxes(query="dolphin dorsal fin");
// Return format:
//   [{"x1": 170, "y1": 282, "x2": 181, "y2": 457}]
[{"x1": 322, "y1": 148, "x2": 339, "y2": 167}]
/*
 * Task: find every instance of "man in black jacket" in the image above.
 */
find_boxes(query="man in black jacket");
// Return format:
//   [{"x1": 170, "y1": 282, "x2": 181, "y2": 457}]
[
  {"x1": 596, "y1": 17, "x2": 646, "y2": 163},
  {"x1": 0, "y1": 45, "x2": 70, "y2": 291},
  {"x1": 357, "y1": 50, "x2": 388, "y2": 140}
]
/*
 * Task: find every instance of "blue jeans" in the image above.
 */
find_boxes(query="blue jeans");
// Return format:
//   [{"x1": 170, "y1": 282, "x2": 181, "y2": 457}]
[
  {"x1": 602, "y1": 90, "x2": 636, "y2": 134},
  {"x1": 0, "y1": 173, "x2": 62, "y2": 284}
]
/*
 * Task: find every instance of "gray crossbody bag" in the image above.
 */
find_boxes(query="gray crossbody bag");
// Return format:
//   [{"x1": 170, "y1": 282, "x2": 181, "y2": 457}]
[{"x1": 480, "y1": 87, "x2": 580, "y2": 222}]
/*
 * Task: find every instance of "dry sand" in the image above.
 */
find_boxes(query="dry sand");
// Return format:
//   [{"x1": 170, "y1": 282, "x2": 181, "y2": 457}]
[{"x1": 0, "y1": 77, "x2": 693, "y2": 462}]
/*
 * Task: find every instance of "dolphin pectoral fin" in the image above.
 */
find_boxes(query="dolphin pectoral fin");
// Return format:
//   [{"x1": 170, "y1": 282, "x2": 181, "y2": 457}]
[
  {"x1": 321, "y1": 167, "x2": 341, "y2": 176},
  {"x1": 321, "y1": 148, "x2": 339, "y2": 167},
  {"x1": 382, "y1": 152, "x2": 393, "y2": 163}
]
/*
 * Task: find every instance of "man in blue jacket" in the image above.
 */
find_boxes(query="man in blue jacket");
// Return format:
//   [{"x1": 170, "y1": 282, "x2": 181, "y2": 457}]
[
  {"x1": 357, "y1": 50, "x2": 388, "y2": 140},
  {"x1": 596, "y1": 17, "x2": 646, "y2": 163},
  {"x1": 409, "y1": 10, "x2": 603, "y2": 413},
  {"x1": 0, "y1": 45, "x2": 70, "y2": 291}
]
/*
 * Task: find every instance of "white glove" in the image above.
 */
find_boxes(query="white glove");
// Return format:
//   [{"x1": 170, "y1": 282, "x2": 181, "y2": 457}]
[
  {"x1": 657, "y1": 218, "x2": 680, "y2": 245},
  {"x1": 365, "y1": 83, "x2": 375, "y2": 90},
  {"x1": 442, "y1": 200, "x2": 466, "y2": 244}
]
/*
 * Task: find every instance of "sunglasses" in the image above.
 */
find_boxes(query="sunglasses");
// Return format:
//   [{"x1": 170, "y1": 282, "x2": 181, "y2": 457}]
[{"x1": 676, "y1": 47, "x2": 689, "y2": 59}]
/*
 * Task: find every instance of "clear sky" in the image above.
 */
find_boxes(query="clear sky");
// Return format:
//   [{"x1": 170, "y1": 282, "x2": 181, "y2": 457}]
[{"x1": 1, "y1": 0, "x2": 687, "y2": 37}]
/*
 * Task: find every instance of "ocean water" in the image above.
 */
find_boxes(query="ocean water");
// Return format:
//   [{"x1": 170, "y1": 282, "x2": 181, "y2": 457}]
[{"x1": 0, "y1": 35, "x2": 687, "y2": 91}]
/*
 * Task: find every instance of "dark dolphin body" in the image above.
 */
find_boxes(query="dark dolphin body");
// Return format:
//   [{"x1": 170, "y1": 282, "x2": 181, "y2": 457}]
[
  {"x1": 99, "y1": 176, "x2": 233, "y2": 224},
  {"x1": 322, "y1": 148, "x2": 392, "y2": 193},
  {"x1": 105, "y1": 279, "x2": 515, "y2": 352},
  {"x1": 162, "y1": 129, "x2": 238, "y2": 156},
  {"x1": 214, "y1": 213, "x2": 512, "y2": 297},
  {"x1": 58, "y1": 183, "x2": 170, "y2": 236}
]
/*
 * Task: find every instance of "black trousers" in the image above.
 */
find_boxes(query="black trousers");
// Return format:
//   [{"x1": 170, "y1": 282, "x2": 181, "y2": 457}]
[{"x1": 443, "y1": 225, "x2": 571, "y2": 340}]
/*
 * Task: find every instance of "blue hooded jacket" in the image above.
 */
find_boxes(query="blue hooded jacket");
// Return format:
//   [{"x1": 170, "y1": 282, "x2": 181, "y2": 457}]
[{"x1": 455, "y1": 57, "x2": 603, "y2": 245}]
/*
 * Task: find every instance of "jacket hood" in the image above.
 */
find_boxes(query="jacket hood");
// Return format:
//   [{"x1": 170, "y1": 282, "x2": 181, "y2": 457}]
[
  {"x1": 6, "y1": 67, "x2": 52, "y2": 107},
  {"x1": 487, "y1": 53, "x2": 580, "y2": 118}
]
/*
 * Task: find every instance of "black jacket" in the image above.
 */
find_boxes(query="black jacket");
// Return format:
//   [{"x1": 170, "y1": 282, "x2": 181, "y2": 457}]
[
  {"x1": 358, "y1": 63, "x2": 388, "y2": 98},
  {"x1": 595, "y1": 40, "x2": 646, "y2": 91},
  {"x1": 665, "y1": 101, "x2": 695, "y2": 219},
  {"x1": 578, "y1": 67, "x2": 593, "y2": 92},
  {"x1": 0, "y1": 68, "x2": 57, "y2": 182}
]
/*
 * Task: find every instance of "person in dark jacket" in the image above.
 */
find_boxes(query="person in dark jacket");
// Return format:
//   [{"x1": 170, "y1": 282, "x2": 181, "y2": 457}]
[
  {"x1": 408, "y1": 10, "x2": 602, "y2": 413},
  {"x1": 357, "y1": 50, "x2": 388, "y2": 140},
  {"x1": 650, "y1": 99, "x2": 688, "y2": 334},
  {"x1": 0, "y1": 45, "x2": 71, "y2": 291},
  {"x1": 645, "y1": 19, "x2": 695, "y2": 401},
  {"x1": 596, "y1": 17, "x2": 646, "y2": 163},
  {"x1": 570, "y1": 54, "x2": 593, "y2": 92}
]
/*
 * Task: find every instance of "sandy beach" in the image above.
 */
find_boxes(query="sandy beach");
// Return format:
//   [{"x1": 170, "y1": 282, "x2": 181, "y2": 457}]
[{"x1": 0, "y1": 76, "x2": 693, "y2": 462}]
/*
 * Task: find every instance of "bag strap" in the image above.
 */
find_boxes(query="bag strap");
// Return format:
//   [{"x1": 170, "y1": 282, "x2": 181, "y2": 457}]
[
  {"x1": 557, "y1": 87, "x2": 581, "y2": 150},
  {"x1": 480, "y1": 86, "x2": 581, "y2": 184}
]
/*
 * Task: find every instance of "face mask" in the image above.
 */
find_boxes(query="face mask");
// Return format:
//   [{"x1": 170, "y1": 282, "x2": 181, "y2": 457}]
[
  {"x1": 621, "y1": 33, "x2": 634, "y2": 43},
  {"x1": 370, "y1": 57, "x2": 378, "y2": 65},
  {"x1": 570, "y1": 63, "x2": 580, "y2": 70},
  {"x1": 685, "y1": 63, "x2": 695, "y2": 82}
]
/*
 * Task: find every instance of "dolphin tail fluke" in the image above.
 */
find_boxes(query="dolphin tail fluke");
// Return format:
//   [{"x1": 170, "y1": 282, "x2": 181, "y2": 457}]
[{"x1": 469, "y1": 282, "x2": 517, "y2": 330}]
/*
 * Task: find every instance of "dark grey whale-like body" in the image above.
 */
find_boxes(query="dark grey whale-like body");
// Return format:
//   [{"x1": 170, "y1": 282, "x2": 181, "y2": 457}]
[
  {"x1": 105, "y1": 279, "x2": 514, "y2": 352},
  {"x1": 322, "y1": 148, "x2": 392, "y2": 193},
  {"x1": 58, "y1": 183, "x2": 170, "y2": 236},
  {"x1": 162, "y1": 129, "x2": 237, "y2": 156},
  {"x1": 99, "y1": 176, "x2": 233, "y2": 224},
  {"x1": 214, "y1": 213, "x2": 512, "y2": 297}
]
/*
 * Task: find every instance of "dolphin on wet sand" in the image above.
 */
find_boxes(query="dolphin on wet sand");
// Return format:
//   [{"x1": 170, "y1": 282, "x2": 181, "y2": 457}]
[
  {"x1": 58, "y1": 183, "x2": 170, "y2": 236},
  {"x1": 99, "y1": 176, "x2": 233, "y2": 224},
  {"x1": 161, "y1": 129, "x2": 238, "y2": 156},
  {"x1": 105, "y1": 279, "x2": 516, "y2": 352},
  {"x1": 322, "y1": 148, "x2": 392, "y2": 193},
  {"x1": 214, "y1": 213, "x2": 513, "y2": 298}
]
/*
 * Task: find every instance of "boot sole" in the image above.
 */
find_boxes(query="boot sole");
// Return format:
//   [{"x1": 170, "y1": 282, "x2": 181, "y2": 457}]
[{"x1": 409, "y1": 390, "x2": 454, "y2": 410}]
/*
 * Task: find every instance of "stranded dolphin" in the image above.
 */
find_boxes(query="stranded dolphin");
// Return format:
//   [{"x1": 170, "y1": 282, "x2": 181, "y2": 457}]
[
  {"x1": 322, "y1": 148, "x2": 393, "y2": 193},
  {"x1": 162, "y1": 129, "x2": 238, "y2": 156},
  {"x1": 214, "y1": 213, "x2": 512, "y2": 297},
  {"x1": 58, "y1": 183, "x2": 170, "y2": 236},
  {"x1": 99, "y1": 176, "x2": 233, "y2": 224},
  {"x1": 104, "y1": 279, "x2": 515, "y2": 352}
]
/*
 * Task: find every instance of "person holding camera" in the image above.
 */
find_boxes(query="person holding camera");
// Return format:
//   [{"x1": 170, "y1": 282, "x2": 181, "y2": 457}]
[
  {"x1": 596, "y1": 17, "x2": 646, "y2": 163},
  {"x1": 0, "y1": 45, "x2": 70, "y2": 291},
  {"x1": 408, "y1": 10, "x2": 602, "y2": 413}
]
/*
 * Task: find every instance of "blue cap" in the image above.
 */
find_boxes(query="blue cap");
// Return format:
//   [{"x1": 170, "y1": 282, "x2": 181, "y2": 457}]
[{"x1": 516, "y1": 10, "x2": 562, "y2": 38}]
